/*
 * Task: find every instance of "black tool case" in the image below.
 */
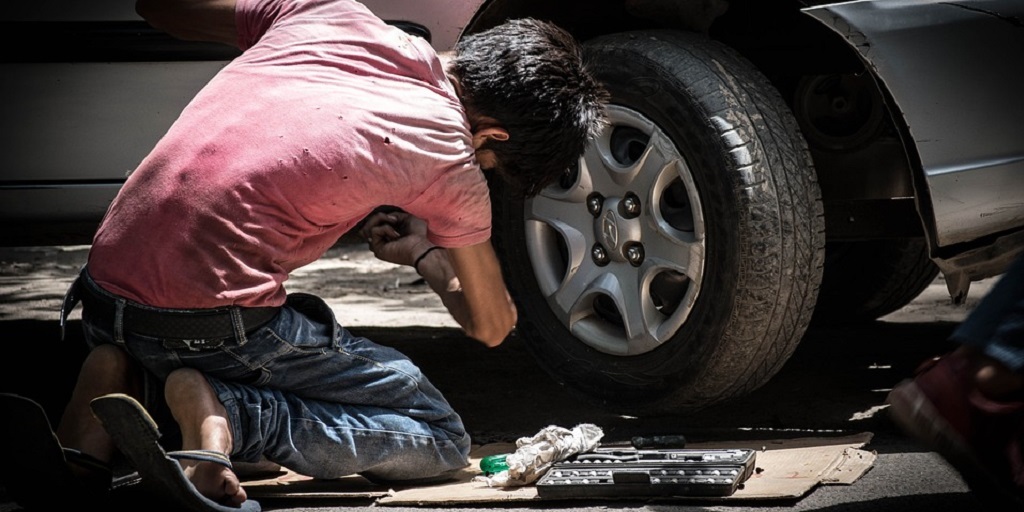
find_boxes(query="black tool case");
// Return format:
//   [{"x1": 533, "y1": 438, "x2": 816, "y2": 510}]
[{"x1": 536, "y1": 448, "x2": 757, "y2": 499}]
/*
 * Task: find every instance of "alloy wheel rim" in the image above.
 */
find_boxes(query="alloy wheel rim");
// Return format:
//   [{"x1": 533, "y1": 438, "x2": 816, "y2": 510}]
[{"x1": 524, "y1": 105, "x2": 706, "y2": 355}]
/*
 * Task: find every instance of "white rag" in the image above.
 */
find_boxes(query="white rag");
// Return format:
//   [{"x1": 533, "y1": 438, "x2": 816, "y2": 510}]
[{"x1": 473, "y1": 423, "x2": 604, "y2": 487}]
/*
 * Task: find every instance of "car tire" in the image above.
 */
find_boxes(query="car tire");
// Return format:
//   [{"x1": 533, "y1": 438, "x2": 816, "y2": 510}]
[
  {"x1": 812, "y1": 238, "x2": 939, "y2": 324},
  {"x1": 491, "y1": 30, "x2": 825, "y2": 414}
]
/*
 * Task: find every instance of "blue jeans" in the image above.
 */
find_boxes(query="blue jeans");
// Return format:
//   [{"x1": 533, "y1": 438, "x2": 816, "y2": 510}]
[
  {"x1": 951, "y1": 252, "x2": 1024, "y2": 373},
  {"x1": 74, "y1": 271, "x2": 471, "y2": 483}
]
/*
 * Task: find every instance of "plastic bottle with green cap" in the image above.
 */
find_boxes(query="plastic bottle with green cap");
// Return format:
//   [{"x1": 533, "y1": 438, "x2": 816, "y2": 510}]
[{"x1": 479, "y1": 453, "x2": 510, "y2": 475}]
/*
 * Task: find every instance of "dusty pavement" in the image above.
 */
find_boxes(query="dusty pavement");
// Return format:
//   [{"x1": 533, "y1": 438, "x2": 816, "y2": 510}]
[
  {"x1": 0, "y1": 244, "x2": 994, "y2": 327},
  {"x1": 0, "y1": 244, "x2": 457, "y2": 327}
]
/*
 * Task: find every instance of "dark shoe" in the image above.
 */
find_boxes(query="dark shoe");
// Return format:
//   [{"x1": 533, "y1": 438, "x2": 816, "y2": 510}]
[
  {"x1": 0, "y1": 393, "x2": 112, "y2": 509},
  {"x1": 886, "y1": 352, "x2": 1024, "y2": 509},
  {"x1": 90, "y1": 393, "x2": 262, "y2": 512}
]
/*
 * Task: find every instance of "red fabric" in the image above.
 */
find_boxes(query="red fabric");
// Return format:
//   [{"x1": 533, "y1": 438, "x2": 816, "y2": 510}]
[
  {"x1": 88, "y1": 0, "x2": 491, "y2": 308},
  {"x1": 907, "y1": 353, "x2": 1024, "y2": 493}
]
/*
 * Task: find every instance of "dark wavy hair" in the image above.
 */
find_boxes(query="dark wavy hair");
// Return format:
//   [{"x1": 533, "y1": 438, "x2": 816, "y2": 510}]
[{"x1": 451, "y1": 18, "x2": 608, "y2": 198}]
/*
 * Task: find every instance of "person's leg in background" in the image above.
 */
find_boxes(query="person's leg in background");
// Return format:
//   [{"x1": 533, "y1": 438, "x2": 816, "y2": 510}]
[
  {"x1": 887, "y1": 251, "x2": 1024, "y2": 508},
  {"x1": 950, "y1": 253, "x2": 1024, "y2": 396}
]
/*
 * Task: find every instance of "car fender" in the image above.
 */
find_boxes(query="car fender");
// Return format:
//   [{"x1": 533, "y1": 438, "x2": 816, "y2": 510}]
[{"x1": 803, "y1": 0, "x2": 1024, "y2": 254}]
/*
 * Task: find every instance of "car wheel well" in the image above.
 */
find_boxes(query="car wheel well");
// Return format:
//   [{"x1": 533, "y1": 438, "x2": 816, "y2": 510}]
[{"x1": 466, "y1": 1, "x2": 930, "y2": 243}]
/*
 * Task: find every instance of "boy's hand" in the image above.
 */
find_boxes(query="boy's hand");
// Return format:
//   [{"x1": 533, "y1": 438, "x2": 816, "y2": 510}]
[
  {"x1": 360, "y1": 211, "x2": 433, "y2": 267},
  {"x1": 360, "y1": 211, "x2": 515, "y2": 347}
]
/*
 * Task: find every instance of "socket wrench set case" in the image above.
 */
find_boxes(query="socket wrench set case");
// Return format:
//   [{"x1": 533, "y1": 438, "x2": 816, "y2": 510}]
[{"x1": 536, "y1": 447, "x2": 757, "y2": 498}]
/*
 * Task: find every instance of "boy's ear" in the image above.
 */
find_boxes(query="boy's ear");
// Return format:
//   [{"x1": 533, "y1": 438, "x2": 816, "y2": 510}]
[{"x1": 472, "y1": 127, "x2": 509, "y2": 149}]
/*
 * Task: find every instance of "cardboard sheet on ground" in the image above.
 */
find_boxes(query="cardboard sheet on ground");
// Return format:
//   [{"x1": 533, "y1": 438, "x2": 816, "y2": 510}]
[{"x1": 243, "y1": 432, "x2": 875, "y2": 505}]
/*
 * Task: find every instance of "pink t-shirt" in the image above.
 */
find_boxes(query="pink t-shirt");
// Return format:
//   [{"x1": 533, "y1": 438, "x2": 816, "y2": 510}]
[{"x1": 87, "y1": 0, "x2": 491, "y2": 308}]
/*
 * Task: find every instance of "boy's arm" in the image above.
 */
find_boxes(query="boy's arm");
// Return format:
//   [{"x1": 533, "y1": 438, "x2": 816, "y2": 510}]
[
  {"x1": 418, "y1": 242, "x2": 517, "y2": 348},
  {"x1": 136, "y1": 0, "x2": 240, "y2": 47},
  {"x1": 361, "y1": 211, "x2": 517, "y2": 347}
]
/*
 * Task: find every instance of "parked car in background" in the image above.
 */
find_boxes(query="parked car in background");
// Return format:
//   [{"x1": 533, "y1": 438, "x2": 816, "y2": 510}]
[{"x1": 3, "y1": 0, "x2": 1023, "y2": 415}]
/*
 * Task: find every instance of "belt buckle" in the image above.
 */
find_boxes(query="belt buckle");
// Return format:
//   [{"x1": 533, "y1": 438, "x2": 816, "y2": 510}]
[{"x1": 164, "y1": 338, "x2": 226, "y2": 351}]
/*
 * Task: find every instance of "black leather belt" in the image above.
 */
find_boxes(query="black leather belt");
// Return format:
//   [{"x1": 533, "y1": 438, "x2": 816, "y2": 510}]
[{"x1": 77, "y1": 272, "x2": 279, "y2": 341}]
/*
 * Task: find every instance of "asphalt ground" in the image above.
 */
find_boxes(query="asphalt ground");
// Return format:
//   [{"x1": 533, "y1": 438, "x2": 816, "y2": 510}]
[{"x1": 0, "y1": 245, "x2": 1006, "y2": 511}]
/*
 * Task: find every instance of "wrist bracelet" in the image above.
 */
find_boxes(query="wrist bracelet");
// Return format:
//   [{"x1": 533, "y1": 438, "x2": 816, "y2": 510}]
[{"x1": 413, "y1": 246, "x2": 443, "y2": 274}]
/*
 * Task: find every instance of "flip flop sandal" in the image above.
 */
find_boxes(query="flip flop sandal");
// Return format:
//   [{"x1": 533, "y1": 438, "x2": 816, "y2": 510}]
[
  {"x1": 90, "y1": 393, "x2": 262, "y2": 512},
  {"x1": 0, "y1": 393, "x2": 114, "y2": 509}
]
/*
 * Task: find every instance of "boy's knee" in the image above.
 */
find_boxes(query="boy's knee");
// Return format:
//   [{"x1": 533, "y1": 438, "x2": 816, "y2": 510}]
[
  {"x1": 164, "y1": 367, "x2": 206, "y2": 394},
  {"x1": 85, "y1": 344, "x2": 132, "y2": 373}
]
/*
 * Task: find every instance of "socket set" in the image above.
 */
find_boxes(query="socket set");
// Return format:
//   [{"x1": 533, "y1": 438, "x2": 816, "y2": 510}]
[{"x1": 536, "y1": 448, "x2": 757, "y2": 499}]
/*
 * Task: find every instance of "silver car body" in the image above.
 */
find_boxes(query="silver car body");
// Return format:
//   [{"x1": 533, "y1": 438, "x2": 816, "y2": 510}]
[
  {"x1": 1, "y1": 1, "x2": 229, "y2": 233},
  {"x1": 804, "y1": 0, "x2": 1024, "y2": 280}
]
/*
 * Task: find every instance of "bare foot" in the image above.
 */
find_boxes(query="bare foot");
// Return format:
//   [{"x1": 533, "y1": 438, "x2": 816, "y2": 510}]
[
  {"x1": 165, "y1": 367, "x2": 249, "y2": 506},
  {"x1": 182, "y1": 457, "x2": 248, "y2": 506}
]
